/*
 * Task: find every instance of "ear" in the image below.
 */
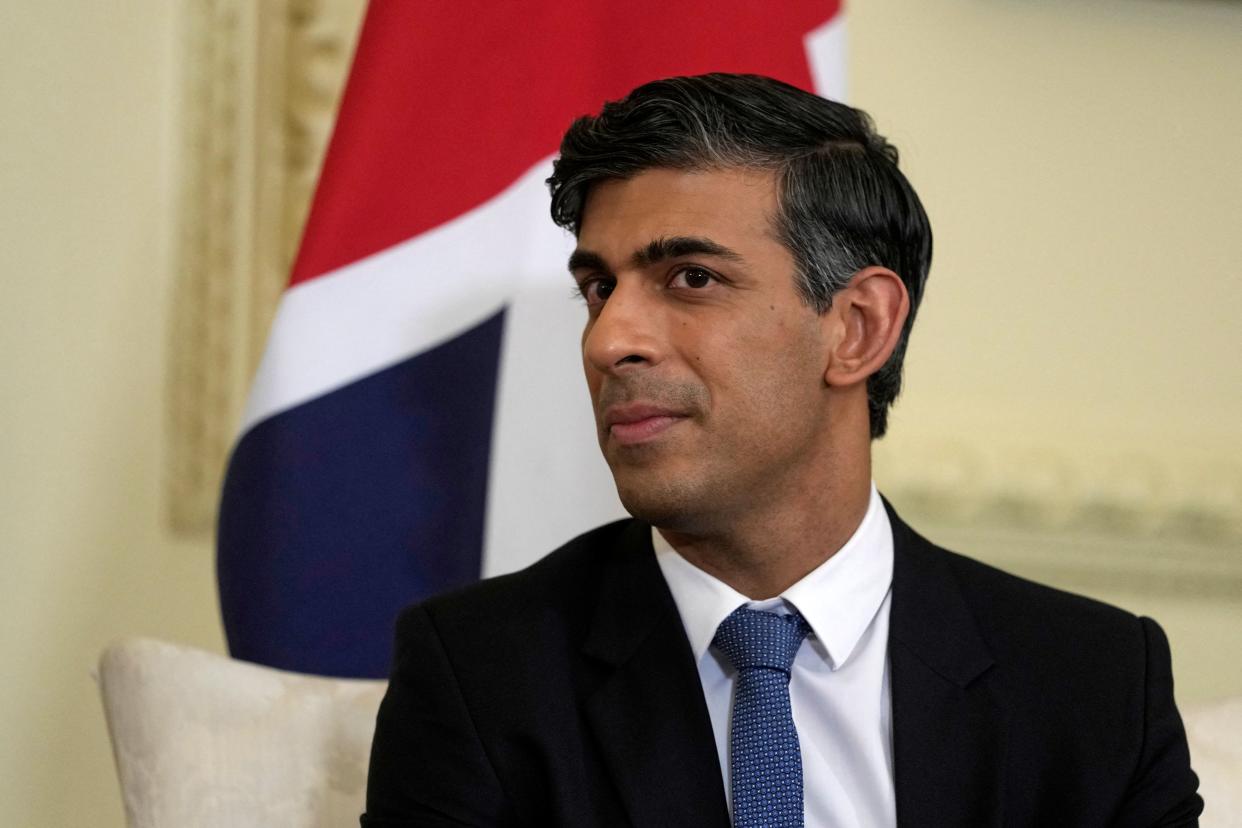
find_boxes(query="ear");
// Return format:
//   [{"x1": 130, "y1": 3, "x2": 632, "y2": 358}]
[{"x1": 823, "y1": 266, "x2": 910, "y2": 388}]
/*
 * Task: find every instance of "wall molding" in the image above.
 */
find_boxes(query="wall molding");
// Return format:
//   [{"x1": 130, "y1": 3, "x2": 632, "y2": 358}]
[
  {"x1": 903, "y1": 516, "x2": 1242, "y2": 601},
  {"x1": 874, "y1": 437, "x2": 1242, "y2": 543},
  {"x1": 165, "y1": 0, "x2": 365, "y2": 533},
  {"x1": 877, "y1": 437, "x2": 1242, "y2": 599}
]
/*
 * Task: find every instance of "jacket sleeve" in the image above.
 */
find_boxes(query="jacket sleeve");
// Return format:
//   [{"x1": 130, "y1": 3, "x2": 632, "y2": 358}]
[
  {"x1": 1111, "y1": 617, "x2": 1203, "y2": 827},
  {"x1": 362, "y1": 605, "x2": 515, "y2": 827}
]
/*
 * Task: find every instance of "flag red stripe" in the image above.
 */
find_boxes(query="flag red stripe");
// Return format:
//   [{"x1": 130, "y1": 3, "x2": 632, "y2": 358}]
[{"x1": 290, "y1": 0, "x2": 841, "y2": 286}]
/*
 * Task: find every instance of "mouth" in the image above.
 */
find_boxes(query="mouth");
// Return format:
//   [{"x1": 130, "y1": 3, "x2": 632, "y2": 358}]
[{"x1": 603, "y1": 403, "x2": 688, "y2": 446}]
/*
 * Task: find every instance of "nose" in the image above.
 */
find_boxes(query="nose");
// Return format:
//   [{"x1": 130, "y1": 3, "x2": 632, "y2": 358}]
[{"x1": 583, "y1": 280, "x2": 663, "y2": 375}]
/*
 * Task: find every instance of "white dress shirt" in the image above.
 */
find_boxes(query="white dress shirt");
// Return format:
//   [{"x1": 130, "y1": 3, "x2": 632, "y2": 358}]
[{"x1": 653, "y1": 483, "x2": 896, "y2": 828}]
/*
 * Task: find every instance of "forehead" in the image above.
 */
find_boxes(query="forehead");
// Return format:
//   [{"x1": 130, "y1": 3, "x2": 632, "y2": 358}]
[{"x1": 576, "y1": 167, "x2": 781, "y2": 259}]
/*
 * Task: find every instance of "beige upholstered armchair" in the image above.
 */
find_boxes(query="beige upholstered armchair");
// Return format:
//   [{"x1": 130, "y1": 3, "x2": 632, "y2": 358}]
[
  {"x1": 98, "y1": 638, "x2": 1240, "y2": 827},
  {"x1": 97, "y1": 638, "x2": 386, "y2": 828},
  {"x1": 1185, "y1": 696, "x2": 1242, "y2": 827}
]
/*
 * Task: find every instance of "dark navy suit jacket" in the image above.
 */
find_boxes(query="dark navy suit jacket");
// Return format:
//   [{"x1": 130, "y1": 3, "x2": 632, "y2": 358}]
[{"x1": 363, "y1": 505, "x2": 1202, "y2": 827}]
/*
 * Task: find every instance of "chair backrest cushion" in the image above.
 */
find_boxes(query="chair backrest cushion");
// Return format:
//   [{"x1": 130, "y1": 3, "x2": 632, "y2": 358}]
[
  {"x1": 98, "y1": 637, "x2": 386, "y2": 828},
  {"x1": 1184, "y1": 696, "x2": 1242, "y2": 827}
]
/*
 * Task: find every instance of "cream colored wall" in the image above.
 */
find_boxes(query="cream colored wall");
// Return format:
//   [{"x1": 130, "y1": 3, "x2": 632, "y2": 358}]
[
  {"x1": 858, "y1": 0, "x2": 1242, "y2": 497},
  {"x1": 0, "y1": 4, "x2": 225, "y2": 826},
  {"x1": 851, "y1": 0, "x2": 1242, "y2": 707},
  {"x1": 1, "y1": 0, "x2": 1239, "y2": 826}
]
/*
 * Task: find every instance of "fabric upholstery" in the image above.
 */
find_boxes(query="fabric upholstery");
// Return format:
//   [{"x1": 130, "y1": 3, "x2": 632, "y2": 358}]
[
  {"x1": 1185, "y1": 695, "x2": 1242, "y2": 826},
  {"x1": 97, "y1": 637, "x2": 385, "y2": 828}
]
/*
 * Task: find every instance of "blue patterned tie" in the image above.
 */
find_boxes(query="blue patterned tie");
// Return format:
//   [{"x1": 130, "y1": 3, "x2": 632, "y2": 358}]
[{"x1": 712, "y1": 606, "x2": 810, "y2": 828}]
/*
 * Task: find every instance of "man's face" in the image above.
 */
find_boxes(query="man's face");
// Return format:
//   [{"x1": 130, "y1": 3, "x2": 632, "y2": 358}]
[{"x1": 571, "y1": 167, "x2": 836, "y2": 532}]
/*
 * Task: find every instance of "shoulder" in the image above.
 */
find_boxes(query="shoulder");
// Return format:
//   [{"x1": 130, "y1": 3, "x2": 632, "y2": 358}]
[
  {"x1": 896, "y1": 517, "x2": 1158, "y2": 698},
  {"x1": 894, "y1": 523, "x2": 1200, "y2": 818},
  {"x1": 392, "y1": 518, "x2": 645, "y2": 651},
  {"x1": 944, "y1": 542, "x2": 1144, "y2": 641}
]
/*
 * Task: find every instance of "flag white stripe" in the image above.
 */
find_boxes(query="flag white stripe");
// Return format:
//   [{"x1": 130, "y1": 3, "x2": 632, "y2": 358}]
[
  {"x1": 807, "y1": 15, "x2": 848, "y2": 104},
  {"x1": 240, "y1": 157, "x2": 569, "y2": 434}
]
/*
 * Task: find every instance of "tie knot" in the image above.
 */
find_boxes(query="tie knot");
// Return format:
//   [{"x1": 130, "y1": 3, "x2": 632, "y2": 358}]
[{"x1": 712, "y1": 606, "x2": 810, "y2": 675}]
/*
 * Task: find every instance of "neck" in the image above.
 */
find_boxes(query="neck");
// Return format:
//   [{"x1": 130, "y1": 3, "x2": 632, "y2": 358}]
[{"x1": 658, "y1": 451, "x2": 873, "y2": 600}]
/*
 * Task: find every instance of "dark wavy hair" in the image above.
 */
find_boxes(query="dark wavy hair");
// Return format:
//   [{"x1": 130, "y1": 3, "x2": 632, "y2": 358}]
[{"x1": 547, "y1": 73, "x2": 932, "y2": 439}]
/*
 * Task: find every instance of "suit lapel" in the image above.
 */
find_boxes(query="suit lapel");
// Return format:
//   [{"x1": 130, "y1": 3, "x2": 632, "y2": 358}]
[
  {"x1": 887, "y1": 504, "x2": 1008, "y2": 827},
  {"x1": 581, "y1": 521, "x2": 731, "y2": 828}
]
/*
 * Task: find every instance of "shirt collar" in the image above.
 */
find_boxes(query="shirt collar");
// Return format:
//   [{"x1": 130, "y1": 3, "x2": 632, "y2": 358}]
[{"x1": 652, "y1": 483, "x2": 893, "y2": 671}]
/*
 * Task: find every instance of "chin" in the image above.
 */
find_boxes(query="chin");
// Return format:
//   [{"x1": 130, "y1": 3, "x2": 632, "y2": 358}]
[{"x1": 613, "y1": 474, "x2": 709, "y2": 531}]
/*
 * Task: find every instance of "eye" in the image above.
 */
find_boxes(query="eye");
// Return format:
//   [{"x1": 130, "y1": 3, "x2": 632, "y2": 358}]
[
  {"x1": 577, "y1": 276, "x2": 615, "y2": 306},
  {"x1": 669, "y1": 266, "x2": 718, "y2": 290}
]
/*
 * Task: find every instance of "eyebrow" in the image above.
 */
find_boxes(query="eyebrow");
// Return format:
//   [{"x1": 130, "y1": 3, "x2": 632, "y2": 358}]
[{"x1": 567, "y1": 235, "x2": 745, "y2": 276}]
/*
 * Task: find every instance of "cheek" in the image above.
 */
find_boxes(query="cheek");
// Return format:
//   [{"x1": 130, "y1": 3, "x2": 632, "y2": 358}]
[{"x1": 722, "y1": 323, "x2": 825, "y2": 413}]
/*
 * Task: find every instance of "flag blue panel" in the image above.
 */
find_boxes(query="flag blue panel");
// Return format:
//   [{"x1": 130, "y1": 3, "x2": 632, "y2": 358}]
[{"x1": 217, "y1": 311, "x2": 506, "y2": 678}]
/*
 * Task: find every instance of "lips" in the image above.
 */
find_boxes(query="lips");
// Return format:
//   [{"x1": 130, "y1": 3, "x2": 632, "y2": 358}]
[{"x1": 602, "y1": 403, "x2": 687, "y2": 446}]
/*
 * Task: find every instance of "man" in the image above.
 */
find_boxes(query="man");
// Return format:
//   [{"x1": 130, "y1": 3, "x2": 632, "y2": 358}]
[{"x1": 363, "y1": 74, "x2": 1201, "y2": 827}]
